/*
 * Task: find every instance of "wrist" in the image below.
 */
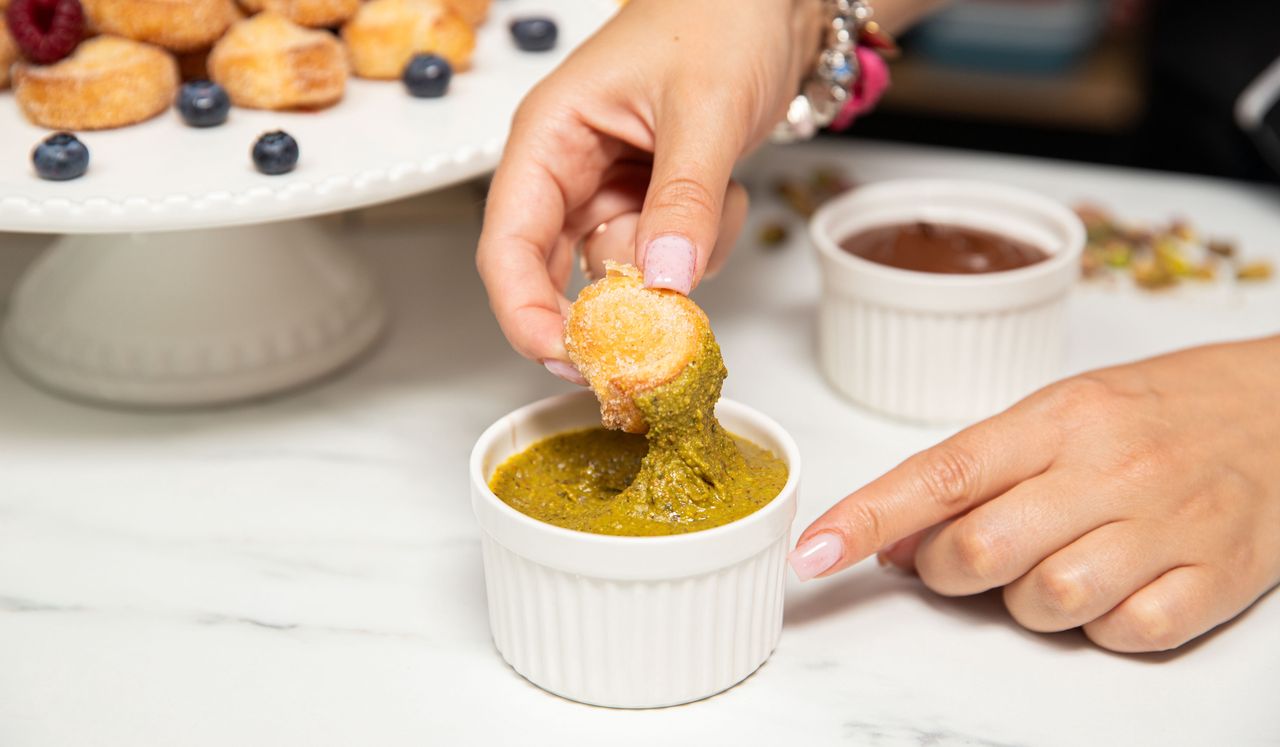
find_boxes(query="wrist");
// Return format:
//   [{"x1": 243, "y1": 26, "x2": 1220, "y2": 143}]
[
  {"x1": 773, "y1": 0, "x2": 888, "y2": 142},
  {"x1": 789, "y1": 0, "x2": 826, "y2": 87}
]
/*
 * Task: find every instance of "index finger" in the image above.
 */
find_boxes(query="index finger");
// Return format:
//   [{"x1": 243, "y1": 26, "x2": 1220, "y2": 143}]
[
  {"x1": 476, "y1": 137, "x2": 573, "y2": 364},
  {"x1": 789, "y1": 398, "x2": 1062, "y2": 580}
]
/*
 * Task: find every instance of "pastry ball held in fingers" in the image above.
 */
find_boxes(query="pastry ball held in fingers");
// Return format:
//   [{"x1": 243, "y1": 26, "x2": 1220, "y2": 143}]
[{"x1": 565, "y1": 262, "x2": 710, "y2": 434}]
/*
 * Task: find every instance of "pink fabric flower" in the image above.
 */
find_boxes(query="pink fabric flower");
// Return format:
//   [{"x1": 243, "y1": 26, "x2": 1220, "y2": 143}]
[{"x1": 830, "y1": 46, "x2": 890, "y2": 131}]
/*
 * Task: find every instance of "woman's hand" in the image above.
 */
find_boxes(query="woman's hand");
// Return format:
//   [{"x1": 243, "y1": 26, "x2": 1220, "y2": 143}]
[
  {"x1": 789, "y1": 335, "x2": 1280, "y2": 653},
  {"x1": 475, "y1": 0, "x2": 823, "y2": 381}
]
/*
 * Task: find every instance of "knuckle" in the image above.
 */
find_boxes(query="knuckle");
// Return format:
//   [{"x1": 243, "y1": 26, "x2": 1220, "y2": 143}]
[
  {"x1": 950, "y1": 521, "x2": 1002, "y2": 580},
  {"x1": 1023, "y1": 564, "x2": 1092, "y2": 627},
  {"x1": 1112, "y1": 598, "x2": 1183, "y2": 652},
  {"x1": 1108, "y1": 435, "x2": 1170, "y2": 484},
  {"x1": 648, "y1": 176, "x2": 721, "y2": 223},
  {"x1": 842, "y1": 500, "x2": 888, "y2": 555},
  {"x1": 1220, "y1": 530, "x2": 1260, "y2": 574},
  {"x1": 1081, "y1": 623, "x2": 1124, "y2": 652},
  {"x1": 915, "y1": 445, "x2": 981, "y2": 510},
  {"x1": 1044, "y1": 375, "x2": 1117, "y2": 419}
]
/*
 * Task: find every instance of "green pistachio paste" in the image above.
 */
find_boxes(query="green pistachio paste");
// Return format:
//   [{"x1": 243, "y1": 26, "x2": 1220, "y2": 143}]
[{"x1": 489, "y1": 331, "x2": 788, "y2": 536}]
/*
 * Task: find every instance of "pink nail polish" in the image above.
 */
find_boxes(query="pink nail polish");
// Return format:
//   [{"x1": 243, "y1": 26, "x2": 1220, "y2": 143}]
[
  {"x1": 788, "y1": 531, "x2": 844, "y2": 582},
  {"x1": 543, "y1": 359, "x2": 587, "y2": 386},
  {"x1": 643, "y1": 235, "x2": 695, "y2": 294}
]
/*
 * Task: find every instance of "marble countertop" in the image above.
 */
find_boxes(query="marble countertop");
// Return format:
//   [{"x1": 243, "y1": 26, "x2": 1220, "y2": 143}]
[{"x1": 2, "y1": 142, "x2": 1278, "y2": 746}]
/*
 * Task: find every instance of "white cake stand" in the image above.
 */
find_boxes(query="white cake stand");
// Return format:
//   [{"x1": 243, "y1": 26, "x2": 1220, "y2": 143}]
[{"x1": 0, "y1": 0, "x2": 613, "y2": 407}]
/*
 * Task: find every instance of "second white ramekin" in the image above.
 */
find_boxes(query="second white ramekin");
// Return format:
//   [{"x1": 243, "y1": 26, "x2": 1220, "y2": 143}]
[
  {"x1": 810, "y1": 179, "x2": 1085, "y2": 423},
  {"x1": 470, "y1": 391, "x2": 800, "y2": 709}
]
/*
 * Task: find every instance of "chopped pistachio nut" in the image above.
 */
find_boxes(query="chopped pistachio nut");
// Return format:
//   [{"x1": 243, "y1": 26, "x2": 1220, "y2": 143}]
[
  {"x1": 1154, "y1": 238, "x2": 1194, "y2": 277},
  {"x1": 1081, "y1": 248, "x2": 1105, "y2": 278},
  {"x1": 1102, "y1": 239, "x2": 1132, "y2": 267},
  {"x1": 758, "y1": 221, "x2": 789, "y2": 247},
  {"x1": 1190, "y1": 263, "x2": 1217, "y2": 281},
  {"x1": 1132, "y1": 259, "x2": 1176, "y2": 290},
  {"x1": 775, "y1": 180, "x2": 817, "y2": 218},
  {"x1": 766, "y1": 167, "x2": 855, "y2": 248},
  {"x1": 1170, "y1": 219, "x2": 1197, "y2": 242},
  {"x1": 1207, "y1": 239, "x2": 1237, "y2": 258},
  {"x1": 810, "y1": 168, "x2": 844, "y2": 192},
  {"x1": 1073, "y1": 204, "x2": 1270, "y2": 291},
  {"x1": 1237, "y1": 261, "x2": 1274, "y2": 281}
]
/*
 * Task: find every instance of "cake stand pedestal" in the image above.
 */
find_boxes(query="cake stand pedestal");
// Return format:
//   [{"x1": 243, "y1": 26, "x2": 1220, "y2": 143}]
[
  {"x1": 0, "y1": 0, "x2": 615, "y2": 408},
  {"x1": 2, "y1": 221, "x2": 386, "y2": 406}
]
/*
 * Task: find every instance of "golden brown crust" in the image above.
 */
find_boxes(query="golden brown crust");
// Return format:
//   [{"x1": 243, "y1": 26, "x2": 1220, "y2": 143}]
[
  {"x1": 13, "y1": 36, "x2": 179, "y2": 130},
  {"x1": 0, "y1": 18, "x2": 16, "y2": 90},
  {"x1": 174, "y1": 1, "x2": 245, "y2": 79},
  {"x1": 565, "y1": 263, "x2": 709, "y2": 433},
  {"x1": 341, "y1": 0, "x2": 475, "y2": 80},
  {"x1": 262, "y1": 0, "x2": 360, "y2": 27},
  {"x1": 444, "y1": 0, "x2": 490, "y2": 26},
  {"x1": 208, "y1": 11, "x2": 346, "y2": 110},
  {"x1": 82, "y1": 0, "x2": 241, "y2": 52}
]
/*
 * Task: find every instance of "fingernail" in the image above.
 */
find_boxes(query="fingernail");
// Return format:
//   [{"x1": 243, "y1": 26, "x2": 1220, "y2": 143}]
[
  {"x1": 788, "y1": 531, "x2": 844, "y2": 582},
  {"x1": 643, "y1": 235, "x2": 695, "y2": 294},
  {"x1": 543, "y1": 359, "x2": 587, "y2": 386}
]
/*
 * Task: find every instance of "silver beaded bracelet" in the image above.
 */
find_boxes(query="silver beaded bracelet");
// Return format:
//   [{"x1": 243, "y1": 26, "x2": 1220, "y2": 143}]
[{"x1": 771, "y1": 0, "x2": 874, "y2": 143}]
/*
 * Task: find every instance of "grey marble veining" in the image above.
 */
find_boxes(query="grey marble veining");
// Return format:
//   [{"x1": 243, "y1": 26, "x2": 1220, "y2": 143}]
[{"x1": 2, "y1": 143, "x2": 1278, "y2": 746}]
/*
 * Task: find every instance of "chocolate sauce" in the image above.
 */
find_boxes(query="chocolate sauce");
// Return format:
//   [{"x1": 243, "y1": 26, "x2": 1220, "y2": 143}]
[{"x1": 839, "y1": 222, "x2": 1050, "y2": 274}]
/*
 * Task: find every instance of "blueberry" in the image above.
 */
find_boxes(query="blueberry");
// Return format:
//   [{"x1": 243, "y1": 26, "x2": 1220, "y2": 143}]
[
  {"x1": 252, "y1": 131, "x2": 299, "y2": 176},
  {"x1": 402, "y1": 54, "x2": 452, "y2": 98},
  {"x1": 32, "y1": 132, "x2": 89, "y2": 181},
  {"x1": 510, "y1": 17, "x2": 557, "y2": 52},
  {"x1": 177, "y1": 80, "x2": 231, "y2": 128}
]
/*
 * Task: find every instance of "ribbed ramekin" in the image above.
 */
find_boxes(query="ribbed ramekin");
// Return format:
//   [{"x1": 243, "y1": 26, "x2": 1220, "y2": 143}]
[
  {"x1": 470, "y1": 392, "x2": 800, "y2": 708},
  {"x1": 810, "y1": 179, "x2": 1085, "y2": 423}
]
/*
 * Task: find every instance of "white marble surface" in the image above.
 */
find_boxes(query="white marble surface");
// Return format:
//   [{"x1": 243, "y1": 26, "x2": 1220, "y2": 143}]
[{"x1": 2, "y1": 142, "x2": 1278, "y2": 746}]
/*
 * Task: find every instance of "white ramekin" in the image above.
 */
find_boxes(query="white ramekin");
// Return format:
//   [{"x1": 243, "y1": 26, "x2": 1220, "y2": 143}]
[
  {"x1": 810, "y1": 179, "x2": 1085, "y2": 423},
  {"x1": 470, "y1": 391, "x2": 800, "y2": 709}
]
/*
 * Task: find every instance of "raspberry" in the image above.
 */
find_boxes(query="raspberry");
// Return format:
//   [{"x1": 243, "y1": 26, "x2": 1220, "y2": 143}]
[{"x1": 5, "y1": 0, "x2": 84, "y2": 65}]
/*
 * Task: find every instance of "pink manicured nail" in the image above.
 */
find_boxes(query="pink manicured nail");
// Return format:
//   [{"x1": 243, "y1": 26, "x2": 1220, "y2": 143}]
[
  {"x1": 643, "y1": 235, "x2": 695, "y2": 294},
  {"x1": 543, "y1": 359, "x2": 587, "y2": 386},
  {"x1": 788, "y1": 531, "x2": 844, "y2": 582}
]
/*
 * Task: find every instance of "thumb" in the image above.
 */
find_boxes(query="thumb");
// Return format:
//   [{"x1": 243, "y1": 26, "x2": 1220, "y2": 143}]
[{"x1": 635, "y1": 94, "x2": 745, "y2": 295}]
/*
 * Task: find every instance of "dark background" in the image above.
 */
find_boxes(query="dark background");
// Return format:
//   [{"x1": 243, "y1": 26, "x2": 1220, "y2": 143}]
[{"x1": 835, "y1": 0, "x2": 1280, "y2": 183}]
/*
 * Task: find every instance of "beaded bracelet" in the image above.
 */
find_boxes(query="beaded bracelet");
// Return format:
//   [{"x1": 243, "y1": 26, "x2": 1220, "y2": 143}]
[{"x1": 771, "y1": 0, "x2": 894, "y2": 143}]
